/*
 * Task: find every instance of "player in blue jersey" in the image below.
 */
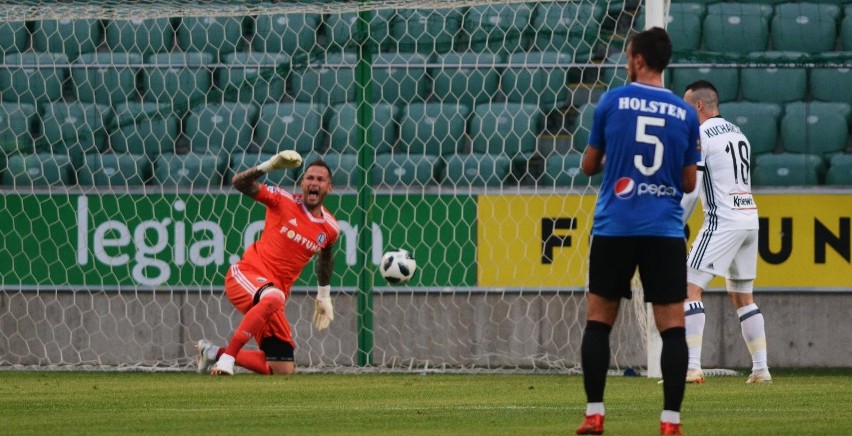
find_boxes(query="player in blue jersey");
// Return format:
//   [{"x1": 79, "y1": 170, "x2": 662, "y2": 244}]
[{"x1": 575, "y1": 27, "x2": 700, "y2": 436}]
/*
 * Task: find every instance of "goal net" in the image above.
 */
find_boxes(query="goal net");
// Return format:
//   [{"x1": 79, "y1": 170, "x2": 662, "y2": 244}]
[{"x1": 2, "y1": 0, "x2": 664, "y2": 373}]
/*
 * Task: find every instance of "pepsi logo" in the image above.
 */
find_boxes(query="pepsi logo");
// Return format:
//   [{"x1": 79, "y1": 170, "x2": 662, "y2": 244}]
[{"x1": 614, "y1": 177, "x2": 636, "y2": 199}]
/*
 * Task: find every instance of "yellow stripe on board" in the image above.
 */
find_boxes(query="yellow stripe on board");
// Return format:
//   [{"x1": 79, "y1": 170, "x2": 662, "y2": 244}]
[{"x1": 478, "y1": 193, "x2": 852, "y2": 289}]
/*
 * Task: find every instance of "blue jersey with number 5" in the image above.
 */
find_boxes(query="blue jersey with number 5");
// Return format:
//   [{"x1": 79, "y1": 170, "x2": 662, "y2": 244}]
[{"x1": 588, "y1": 83, "x2": 700, "y2": 237}]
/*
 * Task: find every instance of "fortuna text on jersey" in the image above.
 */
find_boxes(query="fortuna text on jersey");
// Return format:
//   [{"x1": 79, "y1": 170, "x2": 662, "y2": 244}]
[{"x1": 278, "y1": 223, "x2": 324, "y2": 253}]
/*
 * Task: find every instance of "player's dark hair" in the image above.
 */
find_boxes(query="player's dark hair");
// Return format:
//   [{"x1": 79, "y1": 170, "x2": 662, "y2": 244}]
[
  {"x1": 307, "y1": 158, "x2": 333, "y2": 181},
  {"x1": 628, "y1": 27, "x2": 672, "y2": 72},
  {"x1": 685, "y1": 80, "x2": 719, "y2": 97}
]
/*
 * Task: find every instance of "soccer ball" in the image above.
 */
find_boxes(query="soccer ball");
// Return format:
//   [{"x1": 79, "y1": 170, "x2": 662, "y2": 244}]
[{"x1": 380, "y1": 249, "x2": 417, "y2": 285}]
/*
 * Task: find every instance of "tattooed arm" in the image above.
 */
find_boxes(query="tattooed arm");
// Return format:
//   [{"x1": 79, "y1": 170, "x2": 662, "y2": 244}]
[
  {"x1": 316, "y1": 245, "x2": 334, "y2": 287},
  {"x1": 232, "y1": 167, "x2": 263, "y2": 197}
]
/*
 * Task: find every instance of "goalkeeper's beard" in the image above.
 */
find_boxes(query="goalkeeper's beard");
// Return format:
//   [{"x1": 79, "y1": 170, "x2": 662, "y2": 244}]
[{"x1": 303, "y1": 188, "x2": 324, "y2": 209}]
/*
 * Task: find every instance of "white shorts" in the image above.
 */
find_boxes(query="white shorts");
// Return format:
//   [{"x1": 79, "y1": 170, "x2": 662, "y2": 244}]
[{"x1": 687, "y1": 228, "x2": 758, "y2": 288}]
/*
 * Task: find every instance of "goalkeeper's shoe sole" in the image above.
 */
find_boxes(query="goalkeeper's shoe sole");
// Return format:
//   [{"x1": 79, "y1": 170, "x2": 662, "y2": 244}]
[
  {"x1": 576, "y1": 414, "x2": 604, "y2": 435},
  {"x1": 195, "y1": 339, "x2": 216, "y2": 374},
  {"x1": 686, "y1": 368, "x2": 705, "y2": 384},
  {"x1": 746, "y1": 370, "x2": 772, "y2": 384},
  {"x1": 660, "y1": 422, "x2": 683, "y2": 435},
  {"x1": 211, "y1": 354, "x2": 235, "y2": 376}
]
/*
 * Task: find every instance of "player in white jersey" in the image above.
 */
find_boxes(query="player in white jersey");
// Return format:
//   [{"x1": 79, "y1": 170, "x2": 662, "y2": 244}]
[{"x1": 680, "y1": 80, "x2": 771, "y2": 384}]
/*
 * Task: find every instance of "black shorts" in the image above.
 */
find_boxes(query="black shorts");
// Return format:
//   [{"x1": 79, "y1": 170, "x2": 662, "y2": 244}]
[
  {"x1": 260, "y1": 336, "x2": 295, "y2": 362},
  {"x1": 588, "y1": 235, "x2": 687, "y2": 304}
]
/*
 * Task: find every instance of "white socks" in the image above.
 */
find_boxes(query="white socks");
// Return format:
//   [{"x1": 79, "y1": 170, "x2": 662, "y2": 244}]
[
  {"x1": 737, "y1": 303, "x2": 768, "y2": 372},
  {"x1": 206, "y1": 344, "x2": 220, "y2": 361},
  {"x1": 661, "y1": 410, "x2": 681, "y2": 424},
  {"x1": 586, "y1": 402, "x2": 605, "y2": 416},
  {"x1": 684, "y1": 301, "x2": 705, "y2": 370},
  {"x1": 683, "y1": 300, "x2": 768, "y2": 373}
]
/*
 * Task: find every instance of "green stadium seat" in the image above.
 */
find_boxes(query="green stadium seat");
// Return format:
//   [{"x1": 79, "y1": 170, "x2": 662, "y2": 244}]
[
  {"x1": 177, "y1": 16, "x2": 245, "y2": 60},
  {"x1": 843, "y1": 8, "x2": 852, "y2": 50},
  {"x1": 470, "y1": 103, "x2": 542, "y2": 157},
  {"x1": 635, "y1": 3, "x2": 704, "y2": 52},
  {"x1": 740, "y1": 52, "x2": 808, "y2": 104},
  {"x1": 670, "y1": 0, "x2": 722, "y2": 5},
  {"x1": 72, "y1": 52, "x2": 143, "y2": 105},
  {"x1": 753, "y1": 153, "x2": 823, "y2": 186},
  {"x1": 502, "y1": 51, "x2": 573, "y2": 111},
  {"x1": 3, "y1": 153, "x2": 72, "y2": 187},
  {"x1": 399, "y1": 102, "x2": 471, "y2": 156},
  {"x1": 217, "y1": 51, "x2": 289, "y2": 105},
  {"x1": 831, "y1": 153, "x2": 852, "y2": 168},
  {"x1": 143, "y1": 51, "x2": 213, "y2": 109},
  {"x1": 0, "y1": 21, "x2": 28, "y2": 59},
  {"x1": 251, "y1": 13, "x2": 321, "y2": 55},
  {"x1": 105, "y1": 18, "x2": 175, "y2": 55},
  {"x1": 302, "y1": 151, "x2": 361, "y2": 187},
  {"x1": 371, "y1": 153, "x2": 438, "y2": 187},
  {"x1": 703, "y1": 3, "x2": 772, "y2": 54},
  {"x1": 463, "y1": 3, "x2": 533, "y2": 54},
  {"x1": 718, "y1": 102, "x2": 782, "y2": 156},
  {"x1": 430, "y1": 51, "x2": 502, "y2": 107},
  {"x1": 541, "y1": 152, "x2": 601, "y2": 187},
  {"x1": 440, "y1": 152, "x2": 511, "y2": 187},
  {"x1": 327, "y1": 103, "x2": 396, "y2": 155},
  {"x1": 725, "y1": 0, "x2": 784, "y2": 4},
  {"x1": 669, "y1": 65, "x2": 739, "y2": 103},
  {"x1": 39, "y1": 102, "x2": 111, "y2": 168},
  {"x1": 771, "y1": 3, "x2": 841, "y2": 54},
  {"x1": 826, "y1": 154, "x2": 852, "y2": 186},
  {"x1": 810, "y1": 65, "x2": 852, "y2": 107},
  {"x1": 390, "y1": 8, "x2": 463, "y2": 54},
  {"x1": 78, "y1": 153, "x2": 150, "y2": 187},
  {"x1": 228, "y1": 151, "x2": 298, "y2": 186},
  {"x1": 532, "y1": 1, "x2": 604, "y2": 59},
  {"x1": 32, "y1": 19, "x2": 100, "y2": 57},
  {"x1": 109, "y1": 102, "x2": 180, "y2": 157},
  {"x1": 0, "y1": 103, "x2": 37, "y2": 155},
  {"x1": 571, "y1": 103, "x2": 596, "y2": 153},
  {"x1": 185, "y1": 102, "x2": 258, "y2": 156},
  {"x1": 781, "y1": 102, "x2": 850, "y2": 159},
  {"x1": 154, "y1": 152, "x2": 223, "y2": 187},
  {"x1": 324, "y1": 10, "x2": 394, "y2": 51},
  {"x1": 0, "y1": 52, "x2": 69, "y2": 105},
  {"x1": 599, "y1": 51, "x2": 628, "y2": 88},
  {"x1": 372, "y1": 52, "x2": 429, "y2": 105},
  {"x1": 255, "y1": 102, "x2": 324, "y2": 155},
  {"x1": 290, "y1": 52, "x2": 357, "y2": 105}
]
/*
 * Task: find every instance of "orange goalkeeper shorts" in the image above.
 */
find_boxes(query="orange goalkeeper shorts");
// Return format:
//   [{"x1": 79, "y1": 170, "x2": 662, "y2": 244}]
[{"x1": 225, "y1": 262, "x2": 294, "y2": 348}]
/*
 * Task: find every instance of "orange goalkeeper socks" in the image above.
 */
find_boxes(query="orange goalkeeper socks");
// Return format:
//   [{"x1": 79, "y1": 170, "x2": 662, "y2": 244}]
[{"x1": 223, "y1": 293, "x2": 284, "y2": 358}]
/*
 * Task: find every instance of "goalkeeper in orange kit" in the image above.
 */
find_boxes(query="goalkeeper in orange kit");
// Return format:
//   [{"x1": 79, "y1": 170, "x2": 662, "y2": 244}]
[{"x1": 195, "y1": 151, "x2": 340, "y2": 375}]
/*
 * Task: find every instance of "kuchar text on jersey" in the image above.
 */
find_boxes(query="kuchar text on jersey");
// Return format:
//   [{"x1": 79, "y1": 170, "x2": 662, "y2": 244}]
[{"x1": 703, "y1": 121, "x2": 742, "y2": 138}]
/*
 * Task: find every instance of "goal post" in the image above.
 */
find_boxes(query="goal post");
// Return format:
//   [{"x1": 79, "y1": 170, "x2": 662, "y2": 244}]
[
  {"x1": 644, "y1": 0, "x2": 668, "y2": 380},
  {"x1": 1, "y1": 0, "x2": 661, "y2": 372}
]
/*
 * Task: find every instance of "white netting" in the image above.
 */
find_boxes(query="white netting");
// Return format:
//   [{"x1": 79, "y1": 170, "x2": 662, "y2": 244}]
[{"x1": 0, "y1": 0, "x2": 730, "y2": 373}]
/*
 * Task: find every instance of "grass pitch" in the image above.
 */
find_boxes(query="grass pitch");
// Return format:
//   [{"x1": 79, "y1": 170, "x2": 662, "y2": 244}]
[{"x1": 0, "y1": 369, "x2": 849, "y2": 435}]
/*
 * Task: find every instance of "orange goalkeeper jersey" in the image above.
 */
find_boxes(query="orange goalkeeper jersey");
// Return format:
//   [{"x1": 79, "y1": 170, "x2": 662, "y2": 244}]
[{"x1": 239, "y1": 184, "x2": 339, "y2": 293}]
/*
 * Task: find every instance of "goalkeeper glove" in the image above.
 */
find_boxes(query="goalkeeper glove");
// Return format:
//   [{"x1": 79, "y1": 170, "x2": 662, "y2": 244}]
[
  {"x1": 313, "y1": 285, "x2": 334, "y2": 331},
  {"x1": 257, "y1": 150, "x2": 303, "y2": 173}
]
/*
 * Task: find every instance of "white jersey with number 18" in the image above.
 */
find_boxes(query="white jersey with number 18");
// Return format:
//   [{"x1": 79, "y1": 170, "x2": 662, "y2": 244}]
[{"x1": 695, "y1": 116, "x2": 759, "y2": 231}]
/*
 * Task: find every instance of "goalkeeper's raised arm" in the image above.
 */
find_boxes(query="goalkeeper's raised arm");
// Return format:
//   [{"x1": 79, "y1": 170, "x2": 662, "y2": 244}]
[{"x1": 232, "y1": 150, "x2": 303, "y2": 197}]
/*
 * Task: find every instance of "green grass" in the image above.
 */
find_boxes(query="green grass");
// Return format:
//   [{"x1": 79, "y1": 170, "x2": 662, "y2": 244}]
[{"x1": 0, "y1": 370, "x2": 849, "y2": 435}]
